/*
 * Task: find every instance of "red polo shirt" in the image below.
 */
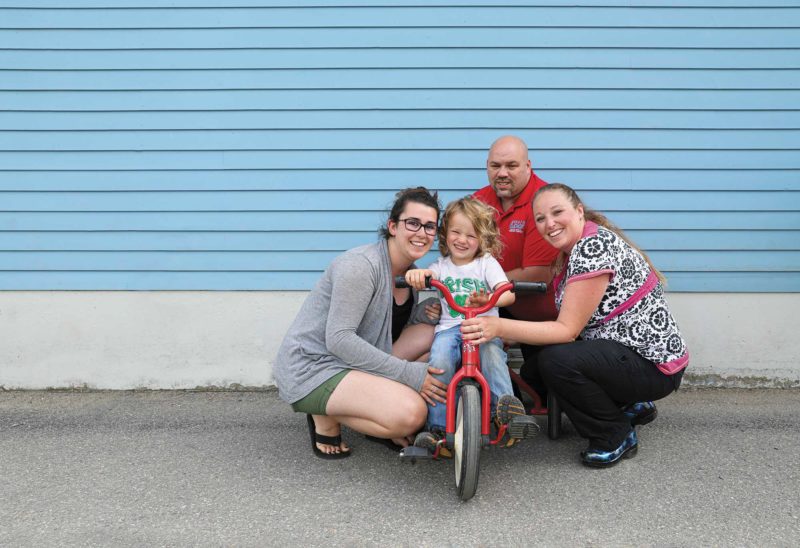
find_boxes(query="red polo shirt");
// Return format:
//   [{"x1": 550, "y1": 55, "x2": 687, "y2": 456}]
[
  {"x1": 474, "y1": 171, "x2": 558, "y2": 271},
  {"x1": 474, "y1": 170, "x2": 559, "y2": 321}
]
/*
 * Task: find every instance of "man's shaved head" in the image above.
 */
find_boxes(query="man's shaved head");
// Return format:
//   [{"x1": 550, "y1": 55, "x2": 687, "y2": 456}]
[{"x1": 486, "y1": 135, "x2": 532, "y2": 207}]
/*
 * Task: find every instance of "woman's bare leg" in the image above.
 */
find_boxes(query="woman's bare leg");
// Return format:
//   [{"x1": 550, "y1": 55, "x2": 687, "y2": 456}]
[
  {"x1": 326, "y1": 370, "x2": 427, "y2": 445},
  {"x1": 392, "y1": 322, "x2": 435, "y2": 362},
  {"x1": 309, "y1": 414, "x2": 351, "y2": 455}
]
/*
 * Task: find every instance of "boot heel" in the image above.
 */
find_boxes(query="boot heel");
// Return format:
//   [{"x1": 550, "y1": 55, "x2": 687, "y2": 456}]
[{"x1": 623, "y1": 444, "x2": 638, "y2": 459}]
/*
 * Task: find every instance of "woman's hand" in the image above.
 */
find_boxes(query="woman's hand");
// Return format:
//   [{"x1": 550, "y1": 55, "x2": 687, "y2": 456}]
[
  {"x1": 461, "y1": 316, "x2": 501, "y2": 345},
  {"x1": 424, "y1": 301, "x2": 442, "y2": 321},
  {"x1": 404, "y1": 269, "x2": 435, "y2": 290},
  {"x1": 419, "y1": 366, "x2": 447, "y2": 406}
]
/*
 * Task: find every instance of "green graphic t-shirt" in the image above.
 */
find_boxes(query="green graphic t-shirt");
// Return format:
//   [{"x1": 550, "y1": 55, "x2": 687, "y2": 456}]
[{"x1": 428, "y1": 254, "x2": 508, "y2": 334}]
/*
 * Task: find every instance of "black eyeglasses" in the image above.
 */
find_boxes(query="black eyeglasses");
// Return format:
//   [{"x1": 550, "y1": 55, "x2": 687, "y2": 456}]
[{"x1": 398, "y1": 217, "x2": 438, "y2": 237}]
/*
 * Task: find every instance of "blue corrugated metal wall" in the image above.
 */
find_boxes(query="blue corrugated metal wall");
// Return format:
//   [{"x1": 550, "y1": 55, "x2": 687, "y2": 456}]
[{"x1": 0, "y1": 1, "x2": 798, "y2": 291}]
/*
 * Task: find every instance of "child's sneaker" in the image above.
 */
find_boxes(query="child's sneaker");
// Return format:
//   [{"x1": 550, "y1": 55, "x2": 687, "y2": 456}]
[
  {"x1": 623, "y1": 401, "x2": 658, "y2": 426},
  {"x1": 496, "y1": 394, "x2": 540, "y2": 441},
  {"x1": 413, "y1": 430, "x2": 452, "y2": 458}
]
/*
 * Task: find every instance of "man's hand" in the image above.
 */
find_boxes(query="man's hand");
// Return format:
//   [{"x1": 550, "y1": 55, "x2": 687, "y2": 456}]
[
  {"x1": 424, "y1": 301, "x2": 442, "y2": 321},
  {"x1": 505, "y1": 265, "x2": 553, "y2": 284}
]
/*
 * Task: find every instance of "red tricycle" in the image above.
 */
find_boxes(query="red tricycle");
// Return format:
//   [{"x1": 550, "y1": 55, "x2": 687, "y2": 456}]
[{"x1": 395, "y1": 276, "x2": 560, "y2": 501}]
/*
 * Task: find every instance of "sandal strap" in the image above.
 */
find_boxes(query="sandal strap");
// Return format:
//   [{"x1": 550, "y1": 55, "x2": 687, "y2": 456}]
[{"x1": 314, "y1": 432, "x2": 342, "y2": 446}]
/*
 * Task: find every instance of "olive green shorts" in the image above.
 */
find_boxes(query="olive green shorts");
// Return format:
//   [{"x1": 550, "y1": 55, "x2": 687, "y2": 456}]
[{"x1": 290, "y1": 370, "x2": 350, "y2": 415}]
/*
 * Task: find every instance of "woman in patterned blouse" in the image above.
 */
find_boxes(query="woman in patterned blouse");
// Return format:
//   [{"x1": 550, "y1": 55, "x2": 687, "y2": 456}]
[{"x1": 461, "y1": 183, "x2": 688, "y2": 468}]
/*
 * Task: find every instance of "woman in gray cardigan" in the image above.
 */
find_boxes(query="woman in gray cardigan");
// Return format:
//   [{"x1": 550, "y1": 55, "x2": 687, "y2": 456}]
[{"x1": 274, "y1": 188, "x2": 448, "y2": 459}]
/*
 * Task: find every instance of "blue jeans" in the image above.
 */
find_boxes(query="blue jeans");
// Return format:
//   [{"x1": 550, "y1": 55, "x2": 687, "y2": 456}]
[{"x1": 426, "y1": 325, "x2": 513, "y2": 431}]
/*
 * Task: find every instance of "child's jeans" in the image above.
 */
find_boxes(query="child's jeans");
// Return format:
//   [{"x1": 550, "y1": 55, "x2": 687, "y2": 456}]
[{"x1": 426, "y1": 324, "x2": 513, "y2": 431}]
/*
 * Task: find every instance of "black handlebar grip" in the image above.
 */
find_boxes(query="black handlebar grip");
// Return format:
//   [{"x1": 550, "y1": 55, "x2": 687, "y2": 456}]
[
  {"x1": 512, "y1": 281, "x2": 548, "y2": 294},
  {"x1": 394, "y1": 275, "x2": 433, "y2": 288}
]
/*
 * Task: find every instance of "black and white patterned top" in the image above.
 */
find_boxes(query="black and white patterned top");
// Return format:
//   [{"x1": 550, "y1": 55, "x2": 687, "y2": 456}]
[{"x1": 553, "y1": 222, "x2": 689, "y2": 374}]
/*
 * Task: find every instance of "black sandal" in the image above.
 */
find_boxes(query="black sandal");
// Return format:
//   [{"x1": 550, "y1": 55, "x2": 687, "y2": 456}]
[{"x1": 306, "y1": 414, "x2": 351, "y2": 460}]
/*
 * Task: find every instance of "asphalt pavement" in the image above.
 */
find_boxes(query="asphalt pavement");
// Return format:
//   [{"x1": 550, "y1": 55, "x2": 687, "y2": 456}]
[{"x1": 1, "y1": 388, "x2": 798, "y2": 547}]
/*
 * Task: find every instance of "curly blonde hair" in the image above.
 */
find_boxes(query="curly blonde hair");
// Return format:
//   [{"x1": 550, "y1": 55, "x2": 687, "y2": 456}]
[{"x1": 438, "y1": 197, "x2": 503, "y2": 259}]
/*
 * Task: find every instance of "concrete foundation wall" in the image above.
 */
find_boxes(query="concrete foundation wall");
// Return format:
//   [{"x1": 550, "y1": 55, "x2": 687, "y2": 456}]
[{"x1": 1, "y1": 292, "x2": 798, "y2": 390}]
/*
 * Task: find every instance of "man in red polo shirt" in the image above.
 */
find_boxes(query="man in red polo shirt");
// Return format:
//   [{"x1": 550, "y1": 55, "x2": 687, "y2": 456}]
[
  {"x1": 474, "y1": 136, "x2": 559, "y2": 400},
  {"x1": 473, "y1": 135, "x2": 559, "y2": 321}
]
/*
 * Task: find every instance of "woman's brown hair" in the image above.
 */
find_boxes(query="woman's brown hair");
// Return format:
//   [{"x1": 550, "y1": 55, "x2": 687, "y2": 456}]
[{"x1": 378, "y1": 186, "x2": 441, "y2": 240}]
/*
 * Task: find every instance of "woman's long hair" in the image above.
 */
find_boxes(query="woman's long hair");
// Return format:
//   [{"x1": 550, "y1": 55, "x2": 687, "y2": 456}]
[
  {"x1": 437, "y1": 197, "x2": 503, "y2": 258},
  {"x1": 534, "y1": 183, "x2": 667, "y2": 285}
]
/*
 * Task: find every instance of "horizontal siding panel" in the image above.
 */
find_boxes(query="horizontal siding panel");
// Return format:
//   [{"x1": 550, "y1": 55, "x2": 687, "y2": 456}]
[
  {"x1": 1, "y1": 230, "x2": 796, "y2": 251},
  {"x1": 2, "y1": 129, "x2": 797, "y2": 151},
  {"x1": 0, "y1": 231, "x2": 381, "y2": 251},
  {"x1": 3, "y1": 28, "x2": 800, "y2": 49},
  {"x1": 2, "y1": 211, "x2": 798, "y2": 232},
  {"x1": 567, "y1": 230, "x2": 800, "y2": 251},
  {"x1": 5, "y1": 1, "x2": 800, "y2": 8},
  {"x1": 0, "y1": 270, "x2": 795, "y2": 292},
  {"x1": 0, "y1": 270, "x2": 324, "y2": 290},
  {"x1": 1, "y1": 170, "x2": 800, "y2": 192},
  {"x1": 4, "y1": 90, "x2": 798, "y2": 111},
  {"x1": 5, "y1": 68, "x2": 799, "y2": 91},
  {"x1": 5, "y1": 110, "x2": 800, "y2": 131},
  {"x1": 5, "y1": 48, "x2": 800, "y2": 70},
  {"x1": 1, "y1": 250, "x2": 797, "y2": 271},
  {"x1": 2, "y1": 150, "x2": 798, "y2": 170},
  {"x1": 660, "y1": 271, "x2": 800, "y2": 292},
  {"x1": 0, "y1": 211, "x2": 387, "y2": 231},
  {"x1": 0, "y1": 250, "x2": 340, "y2": 271},
  {"x1": 4, "y1": 7, "x2": 800, "y2": 29},
  {"x1": 0, "y1": 190, "x2": 796, "y2": 212}
]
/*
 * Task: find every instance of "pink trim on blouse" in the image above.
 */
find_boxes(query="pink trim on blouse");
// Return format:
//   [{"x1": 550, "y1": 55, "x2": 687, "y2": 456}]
[
  {"x1": 600, "y1": 270, "x2": 660, "y2": 325},
  {"x1": 553, "y1": 221, "x2": 601, "y2": 294},
  {"x1": 657, "y1": 351, "x2": 689, "y2": 375},
  {"x1": 582, "y1": 221, "x2": 599, "y2": 238},
  {"x1": 566, "y1": 269, "x2": 615, "y2": 284}
]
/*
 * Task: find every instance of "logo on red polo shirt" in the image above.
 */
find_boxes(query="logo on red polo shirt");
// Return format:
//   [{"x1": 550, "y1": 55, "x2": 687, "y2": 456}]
[{"x1": 509, "y1": 220, "x2": 525, "y2": 233}]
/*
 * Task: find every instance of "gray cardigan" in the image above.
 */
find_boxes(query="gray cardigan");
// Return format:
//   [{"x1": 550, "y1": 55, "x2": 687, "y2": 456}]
[{"x1": 273, "y1": 239, "x2": 432, "y2": 404}]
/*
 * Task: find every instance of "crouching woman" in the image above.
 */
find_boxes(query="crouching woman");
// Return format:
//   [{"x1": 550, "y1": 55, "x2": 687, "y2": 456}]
[
  {"x1": 462, "y1": 183, "x2": 688, "y2": 467},
  {"x1": 273, "y1": 187, "x2": 448, "y2": 459}
]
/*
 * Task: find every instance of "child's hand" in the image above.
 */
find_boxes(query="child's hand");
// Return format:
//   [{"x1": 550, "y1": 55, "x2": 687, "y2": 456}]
[
  {"x1": 404, "y1": 269, "x2": 435, "y2": 290},
  {"x1": 465, "y1": 288, "x2": 492, "y2": 308}
]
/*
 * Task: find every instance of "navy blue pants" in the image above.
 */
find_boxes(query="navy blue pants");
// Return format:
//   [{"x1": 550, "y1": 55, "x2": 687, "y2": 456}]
[{"x1": 535, "y1": 339, "x2": 683, "y2": 451}]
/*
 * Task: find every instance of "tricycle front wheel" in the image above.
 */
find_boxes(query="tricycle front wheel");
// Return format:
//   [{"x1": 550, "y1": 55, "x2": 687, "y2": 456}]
[{"x1": 454, "y1": 384, "x2": 481, "y2": 501}]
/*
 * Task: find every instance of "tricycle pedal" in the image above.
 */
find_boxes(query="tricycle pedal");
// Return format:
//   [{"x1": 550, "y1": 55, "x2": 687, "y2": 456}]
[
  {"x1": 508, "y1": 414, "x2": 541, "y2": 439},
  {"x1": 398, "y1": 446, "x2": 435, "y2": 461}
]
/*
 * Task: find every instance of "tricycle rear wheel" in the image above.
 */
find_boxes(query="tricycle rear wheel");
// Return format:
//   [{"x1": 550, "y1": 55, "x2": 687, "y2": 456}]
[{"x1": 547, "y1": 392, "x2": 562, "y2": 440}]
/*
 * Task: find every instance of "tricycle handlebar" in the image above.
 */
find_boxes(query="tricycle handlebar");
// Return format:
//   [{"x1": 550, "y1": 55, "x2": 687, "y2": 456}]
[
  {"x1": 394, "y1": 276, "x2": 547, "y2": 317},
  {"x1": 393, "y1": 275, "x2": 418, "y2": 289},
  {"x1": 511, "y1": 281, "x2": 548, "y2": 294}
]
